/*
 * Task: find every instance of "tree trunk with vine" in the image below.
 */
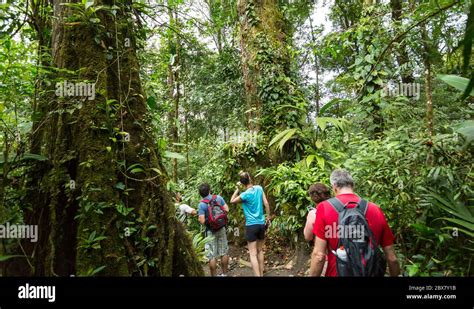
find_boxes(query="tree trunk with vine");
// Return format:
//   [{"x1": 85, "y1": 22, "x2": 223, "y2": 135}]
[{"x1": 4, "y1": 0, "x2": 203, "y2": 277}]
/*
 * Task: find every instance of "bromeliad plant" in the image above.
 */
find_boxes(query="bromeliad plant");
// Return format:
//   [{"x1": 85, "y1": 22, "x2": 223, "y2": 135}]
[{"x1": 268, "y1": 113, "x2": 348, "y2": 165}]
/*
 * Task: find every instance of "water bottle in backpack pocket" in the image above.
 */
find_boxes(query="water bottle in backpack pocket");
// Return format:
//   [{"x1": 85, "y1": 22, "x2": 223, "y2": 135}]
[{"x1": 334, "y1": 246, "x2": 350, "y2": 277}]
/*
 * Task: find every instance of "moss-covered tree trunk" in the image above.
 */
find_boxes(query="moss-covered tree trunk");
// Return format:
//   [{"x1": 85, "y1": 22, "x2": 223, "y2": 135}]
[
  {"x1": 4, "y1": 0, "x2": 203, "y2": 277},
  {"x1": 237, "y1": 0, "x2": 305, "y2": 165},
  {"x1": 358, "y1": 0, "x2": 385, "y2": 138},
  {"x1": 237, "y1": 0, "x2": 292, "y2": 136}
]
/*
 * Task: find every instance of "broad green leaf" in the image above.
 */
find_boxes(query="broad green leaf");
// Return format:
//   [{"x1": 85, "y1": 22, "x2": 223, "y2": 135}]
[
  {"x1": 21, "y1": 153, "x2": 48, "y2": 161},
  {"x1": 437, "y1": 74, "x2": 474, "y2": 96},
  {"x1": 147, "y1": 96, "x2": 157, "y2": 110},
  {"x1": 455, "y1": 120, "x2": 474, "y2": 146},
  {"x1": 441, "y1": 218, "x2": 474, "y2": 232},
  {"x1": 305, "y1": 155, "x2": 315, "y2": 167},
  {"x1": 316, "y1": 155, "x2": 325, "y2": 169},
  {"x1": 318, "y1": 99, "x2": 347, "y2": 115},
  {"x1": 127, "y1": 163, "x2": 144, "y2": 171},
  {"x1": 0, "y1": 153, "x2": 48, "y2": 165},
  {"x1": 316, "y1": 118, "x2": 327, "y2": 131},
  {"x1": 278, "y1": 129, "x2": 297, "y2": 152},
  {"x1": 115, "y1": 182, "x2": 126, "y2": 190},
  {"x1": 127, "y1": 163, "x2": 145, "y2": 174},
  {"x1": 407, "y1": 264, "x2": 419, "y2": 277},
  {"x1": 89, "y1": 265, "x2": 106, "y2": 276},
  {"x1": 149, "y1": 167, "x2": 162, "y2": 175},
  {"x1": 440, "y1": 226, "x2": 474, "y2": 237},
  {"x1": 269, "y1": 128, "x2": 297, "y2": 148},
  {"x1": 0, "y1": 255, "x2": 24, "y2": 262},
  {"x1": 85, "y1": 1, "x2": 94, "y2": 10}
]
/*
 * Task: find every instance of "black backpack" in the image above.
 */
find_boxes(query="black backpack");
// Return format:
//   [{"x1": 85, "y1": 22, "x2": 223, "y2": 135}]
[
  {"x1": 327, "y1": 197, "x2": 386, "y2": 277},
  {"x1": 201, "y1": 195, "x2": 228, "y2": 232}
]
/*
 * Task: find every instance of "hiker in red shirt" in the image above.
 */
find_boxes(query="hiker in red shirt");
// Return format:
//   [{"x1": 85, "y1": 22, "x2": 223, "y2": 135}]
[{"x1": 309, "y1": 169, "x2": 400, "y2": 277}]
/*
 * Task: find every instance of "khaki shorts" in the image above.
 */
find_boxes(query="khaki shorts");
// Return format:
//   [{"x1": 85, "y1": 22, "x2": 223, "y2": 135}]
[{"x1": 205, "y1": 227, "x2": 229, "y2": 260}]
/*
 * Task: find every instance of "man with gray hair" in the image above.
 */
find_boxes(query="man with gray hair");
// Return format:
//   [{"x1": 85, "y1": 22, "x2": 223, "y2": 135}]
[
  {"x1": 330, "y1": 169, "x2": 355, "y2": 189},
  {"x1": 309, "y1": 169, "x2": 400, "y2": 277}
]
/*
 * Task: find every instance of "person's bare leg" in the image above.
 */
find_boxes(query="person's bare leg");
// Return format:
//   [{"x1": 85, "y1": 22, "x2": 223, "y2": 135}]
[
  {"x1": 209, "y1": 258, "x2": 217, "y2": 276},
  {"x1": 221, "y1": 255, "x2": 229, "y2": 275},
  {"x1": 248, "y1": 241, "x2": 261, "y2": 276},
  {"x1": 257, "y1": 239, "x2": 265, "y2": 276}
]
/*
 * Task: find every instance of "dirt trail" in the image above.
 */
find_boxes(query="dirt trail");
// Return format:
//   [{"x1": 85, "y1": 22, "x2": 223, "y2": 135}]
[{"x1": 204, "y1": 239, "x2": 313, "y2": 277}]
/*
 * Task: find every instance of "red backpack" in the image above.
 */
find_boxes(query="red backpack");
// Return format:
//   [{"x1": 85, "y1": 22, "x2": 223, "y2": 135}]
[{"x1": 201, "y1": 195, "x2": 228, "y2": 232}]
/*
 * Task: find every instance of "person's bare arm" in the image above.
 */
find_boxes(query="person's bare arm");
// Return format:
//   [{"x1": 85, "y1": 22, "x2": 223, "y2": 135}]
[
  {"x1": 262, "y1": 191, "x2": 271, "y2": 217},
  {"x1": 303, "y1": 210, "x2": 316, "y2": 241},
  {"x1": 230, "y1": 187, "x2": 242, "y2": 204},
  {"x1": 383, "y1": 245, "x2": 400, "y2": 276},
  {"x1": 309, "y1": 236, "x2": 327, "y2": 276},
  {"x1": 198, "y1": 215, "x2": 205, "y2": 225},
  {"x1": 223, "y1": 203, "x2": 229, "y2": 212}
]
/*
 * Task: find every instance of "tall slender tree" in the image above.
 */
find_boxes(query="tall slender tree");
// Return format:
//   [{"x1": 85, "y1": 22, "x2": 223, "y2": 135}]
[
  {"x1": 167, "y1": 2, "x2": 181, "y2": 183},
  {"x1": 390, "y1": 0, "x2": 414, "y2": 84}
]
